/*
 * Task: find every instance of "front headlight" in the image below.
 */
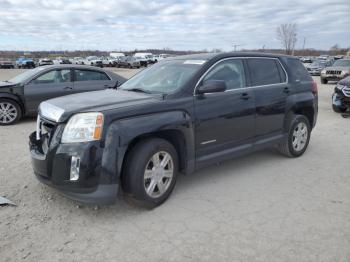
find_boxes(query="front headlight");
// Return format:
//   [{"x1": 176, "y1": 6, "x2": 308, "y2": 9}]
[{"x1": 61, "y1": 112, "x2": 104, "y2": 143}]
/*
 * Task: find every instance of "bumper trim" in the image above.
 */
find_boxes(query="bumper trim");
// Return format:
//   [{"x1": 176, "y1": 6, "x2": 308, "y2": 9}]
[{"x1": 35, "y1": 173, "x2": 118, "y2": 205}]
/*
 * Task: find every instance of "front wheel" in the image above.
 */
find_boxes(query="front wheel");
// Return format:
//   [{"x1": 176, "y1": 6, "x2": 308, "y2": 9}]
[
  {"x1": 0, "y1": 99, "x2": 22, "y2": 125},
  {"x1": 122, "y1": 138, "x2": 179, "y2": 208},
  {"x1": 278, "y1": 115, "x2": 311, "y2": 157}
]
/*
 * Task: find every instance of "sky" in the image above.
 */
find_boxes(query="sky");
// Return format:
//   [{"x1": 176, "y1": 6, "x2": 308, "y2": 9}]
[{"x1": 0, "y1": 0, "x2": 349, "y2": 51}]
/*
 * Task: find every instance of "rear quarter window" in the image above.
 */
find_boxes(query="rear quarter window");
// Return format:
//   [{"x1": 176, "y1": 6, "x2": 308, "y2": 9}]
[
  {"x1": 285, "y1": 58, "x2": 312, "y2": 82},
  {"x1": 247, "y1": 58, "x2": 286, "y2": 86}
]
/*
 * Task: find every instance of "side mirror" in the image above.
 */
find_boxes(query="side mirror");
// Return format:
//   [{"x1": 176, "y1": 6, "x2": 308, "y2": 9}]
[{"x1": 197, "y1": 80, "x2": 227, "y2": 94}]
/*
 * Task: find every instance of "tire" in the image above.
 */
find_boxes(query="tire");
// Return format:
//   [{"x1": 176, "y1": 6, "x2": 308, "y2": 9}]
[
  {"x1": 122, "y1": 138, "x2": 179, "y2": 208},
  {"x1": 129, "y1": 64, "x2": 132, "y2": 69},
  {"x1": 332, "y1": 104, "x2": 347, "y2": 113},
  {"x1": 321, "y1": 78, "x2": 328, "y2": 84},
  {"x1": 278, "y1": 115, "x2": 311, "y2": 157},
  {"x1": 0, "y1": 98, "x2": 22, "y2": 125}
]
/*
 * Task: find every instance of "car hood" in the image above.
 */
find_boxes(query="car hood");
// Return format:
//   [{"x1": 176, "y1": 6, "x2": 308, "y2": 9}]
[
  {"x1": 39, "y1": 89, "x2": 161, "y2": 122},
  {"x1": 0, "y1": 81, "x2": 16, "y2": 88}
]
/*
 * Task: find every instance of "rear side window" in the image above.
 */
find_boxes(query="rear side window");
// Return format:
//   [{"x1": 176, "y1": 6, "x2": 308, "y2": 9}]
[
  {"x1": 286, "y1": 58, "x2": 311, "y2": 82},
  {"x1": 74, "y1": 70, "x2": 110, "y2": 81},
  {"x1": 247, "y1": 58, "x2": 286, "y2": 86}
]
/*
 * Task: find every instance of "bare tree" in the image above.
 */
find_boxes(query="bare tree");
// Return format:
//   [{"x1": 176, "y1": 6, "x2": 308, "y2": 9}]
[{"x1": 276, "y1": 24, "x2": 297, "y2": 55}]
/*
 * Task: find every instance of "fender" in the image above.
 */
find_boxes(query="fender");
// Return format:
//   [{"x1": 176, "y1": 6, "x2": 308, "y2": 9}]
[
  {"x1": 284, "y1": 91, "x2": 317, "y2": 131},
  {"x1": 100, "y1": 111, "x2": 195, "y2": 183}
]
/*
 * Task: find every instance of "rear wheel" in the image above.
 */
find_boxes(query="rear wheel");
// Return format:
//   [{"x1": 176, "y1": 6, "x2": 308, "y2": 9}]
[
  {"x1": 321, "y1": 78, "x2": 328, "y2": 84},
  {"x1": 0, "y1": 99, "x2": 22, "y2": 125},
  {"x1": 278, "y1": 115, "x2": 311, "y2": 157},
  {"x1": 122, "y1": 138, "x2": 178, "y2": 208}
]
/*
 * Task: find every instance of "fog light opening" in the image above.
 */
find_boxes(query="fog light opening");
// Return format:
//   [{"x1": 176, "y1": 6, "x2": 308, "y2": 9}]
[{"x1": 70, "y1": 156, "x2": 80, "y2": 181}]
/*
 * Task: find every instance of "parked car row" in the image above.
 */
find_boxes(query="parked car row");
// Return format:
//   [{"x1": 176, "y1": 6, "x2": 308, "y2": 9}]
[
  {"x1": 4, "y1": 51, "x2": 349, "y2": 207},
  {"x1": 0, "y1": 53, "x2": 171, "y2": 70}
]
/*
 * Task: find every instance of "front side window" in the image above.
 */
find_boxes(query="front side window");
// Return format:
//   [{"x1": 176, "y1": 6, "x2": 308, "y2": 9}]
[
  {"x1": 247, "y1": 58, "x2": 285, "y2": 86},
  {"x1": 32, "y1": 69, "x2": 71, "y2": 84},
  {"x1": 202, "y1": 59, "x2": 246, "y2": 90},
  {"x1": 74, "y1": 70, "x2": 110, "y2": 81}
]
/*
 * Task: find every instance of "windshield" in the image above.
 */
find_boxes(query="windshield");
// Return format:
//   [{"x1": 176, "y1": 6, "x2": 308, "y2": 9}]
[
  {"x1": 333, "y1": 60, "x2": 350, "y2": 67},
  {"x1": 120, "y1": 59, "x2": 205, "y2": 93},
  {"x1": 8, "y1": 67, "x2": 46, "y2": 83}
]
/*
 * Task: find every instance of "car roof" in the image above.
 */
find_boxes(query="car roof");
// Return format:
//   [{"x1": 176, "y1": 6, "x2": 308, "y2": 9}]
[{"x1": 170, "y1": 52, "x2": 295, "y2": 61}]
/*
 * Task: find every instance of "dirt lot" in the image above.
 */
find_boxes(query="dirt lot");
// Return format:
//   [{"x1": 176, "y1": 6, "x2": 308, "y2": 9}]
[{"x1": 1, "y1": 68, "x2": 350, "y2": 262}]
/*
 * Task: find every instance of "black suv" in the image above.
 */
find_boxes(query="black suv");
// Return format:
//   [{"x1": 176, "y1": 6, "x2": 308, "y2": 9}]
[{"x1": 29, "y1": 53, "x2": 318, "y2": 207}]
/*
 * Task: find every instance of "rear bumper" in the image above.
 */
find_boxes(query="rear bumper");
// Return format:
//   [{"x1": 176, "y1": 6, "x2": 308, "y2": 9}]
[{"x1": 29, "y1": 132, "x2": 118, "y2": 204}]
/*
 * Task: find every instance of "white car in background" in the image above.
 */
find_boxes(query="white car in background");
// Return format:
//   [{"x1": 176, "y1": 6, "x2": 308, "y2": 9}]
[
  {"x1": 70, "y1": 57, "x2": 85, "y2": 65},
  {"x1": 83, "y1": 56, "x2": 103, "y2": 67},
  {"x1": 157, "y1": 54, "x2": 170, "y2": 61},
  {"x1": 101, "y1": 57, "x2": 117, "y2": 67},
  {"x1": 52, "y1": 57, "x2": 71, "y2": 64},
  {"x1": 38, "y1": 58, "x2": 54, "y2": 66}
]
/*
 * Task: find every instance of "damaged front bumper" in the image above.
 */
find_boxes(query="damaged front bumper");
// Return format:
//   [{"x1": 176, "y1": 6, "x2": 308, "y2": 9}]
[{"x1": 29, "y1": 131, "x2": 118, "y2": 205}]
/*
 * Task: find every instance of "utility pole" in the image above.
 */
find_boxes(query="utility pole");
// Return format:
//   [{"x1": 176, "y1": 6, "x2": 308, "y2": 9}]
[{"x1": 232, "y1": 44, "x2": 244, "y2": 51}]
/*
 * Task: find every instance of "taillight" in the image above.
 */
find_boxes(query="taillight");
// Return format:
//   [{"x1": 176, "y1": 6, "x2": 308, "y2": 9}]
[{"x1": 312, "y1": 80, "x2": 318, "y2": 95}]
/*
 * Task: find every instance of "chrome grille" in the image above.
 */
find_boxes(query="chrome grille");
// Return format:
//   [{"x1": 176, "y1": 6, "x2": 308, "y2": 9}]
[
  {"x1": 326, "y1": 70, "x2": 342, "y2": 75},
  {"x1": 343, "y1": 87, "x2": 350, "y2": 97}
]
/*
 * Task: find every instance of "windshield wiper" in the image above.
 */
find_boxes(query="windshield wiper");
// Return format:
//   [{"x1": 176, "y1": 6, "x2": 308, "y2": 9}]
[{"x1": 125, "y1": 88, "x2": 153, "y2": 94}]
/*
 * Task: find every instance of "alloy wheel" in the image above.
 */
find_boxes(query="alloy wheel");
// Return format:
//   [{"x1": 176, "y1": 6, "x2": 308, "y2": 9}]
[
  {"x1": 0, "y1": 102, "x2": 18, "y2": 124},
  {"x1": 144, "y1": 151, "x2": 174, "y2": 198},
  {"x1": 292, "y1": 122, "x2": 308, "y2": 152}
]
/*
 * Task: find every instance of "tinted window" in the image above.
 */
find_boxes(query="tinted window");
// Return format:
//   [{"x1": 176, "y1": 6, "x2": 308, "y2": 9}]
[
  {"x1": 203, "y1": 59, "x2": 246, "y2": 90},
  {"x1": 32, "y1": 69, "x2": 70, "y2": 84},
  {"x1": 286, "y1": 58, "x2": 312, "y2": 81},
  {"x1": 247, "y1": 58, "x2": 284, "y2": 86},
  {"x1": 75, "y1": 70, "x2": 109, "y2": 81}
]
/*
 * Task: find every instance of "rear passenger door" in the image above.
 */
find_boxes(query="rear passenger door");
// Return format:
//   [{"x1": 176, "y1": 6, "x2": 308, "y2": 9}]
[
  {"x1": 72, "y1": 69, "x2": 113, "y2": 93},
  {"x1": 246, "y1": 58, "x2": 289, "y2": 139}
]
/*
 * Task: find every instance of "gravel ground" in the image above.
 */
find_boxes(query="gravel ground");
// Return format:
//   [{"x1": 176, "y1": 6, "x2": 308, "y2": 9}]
[{"x1": 0, "y1": 68, "x2": 350, "y2": 262}]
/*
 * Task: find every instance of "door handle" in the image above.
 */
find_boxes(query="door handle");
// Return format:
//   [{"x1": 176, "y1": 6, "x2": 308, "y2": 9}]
[
  {"x1": 63, "y1": 86, "x2": 73, "y2": 90},
  {"x1": 283, "y1": 87, "x2": 290, "y2": 94},
  {"x1": 240, "y1": 93, "x2": 251, "y2": 100}
]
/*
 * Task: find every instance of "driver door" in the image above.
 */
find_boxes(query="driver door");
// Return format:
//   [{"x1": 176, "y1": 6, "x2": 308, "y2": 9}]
[
  {"x1": 24, "y1": 69, "x2": 73, "y2": 114},
  {"x1": 194, "y1": 59, "x2": 256, "y2": 164}
]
